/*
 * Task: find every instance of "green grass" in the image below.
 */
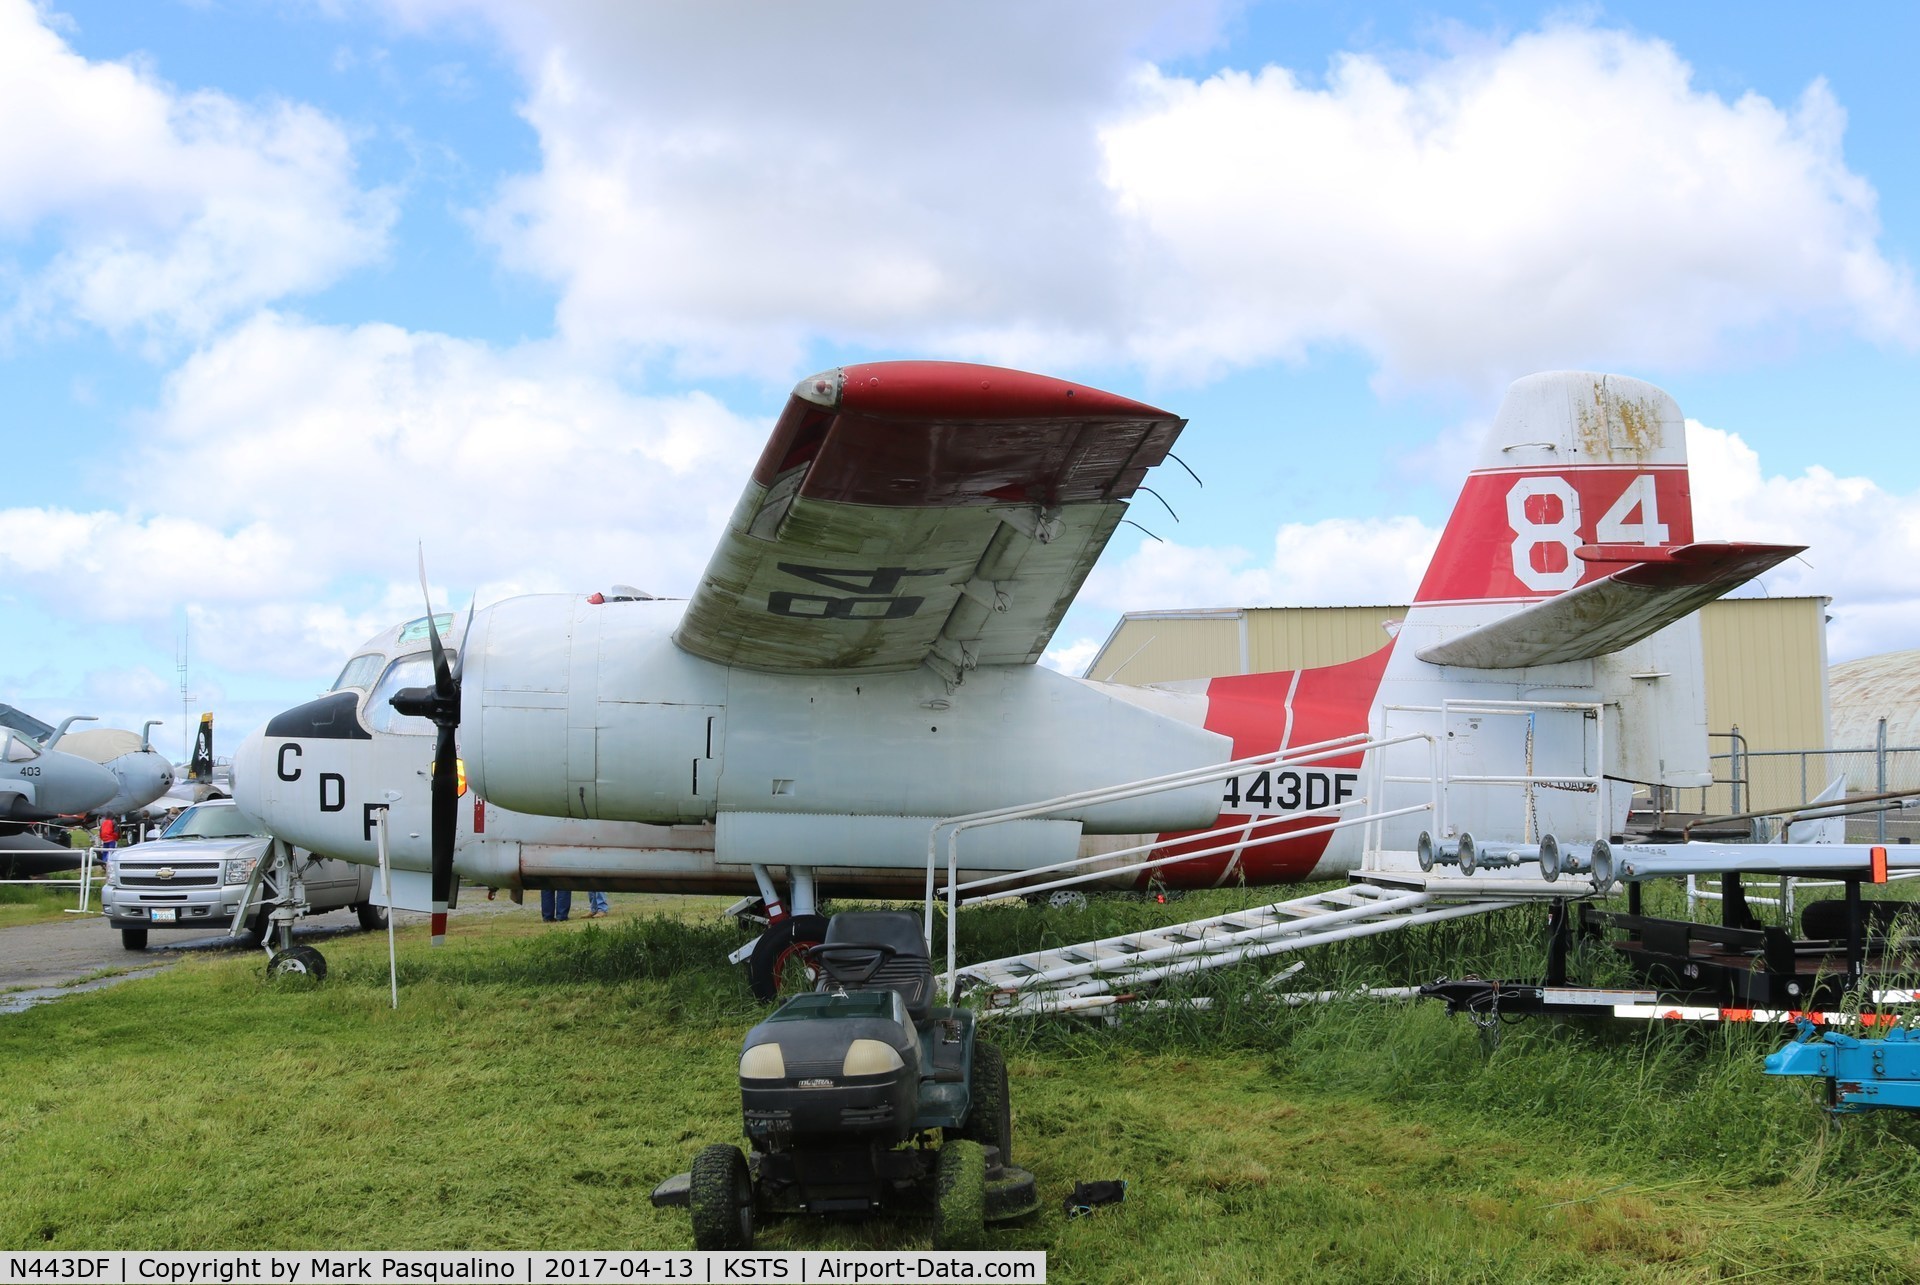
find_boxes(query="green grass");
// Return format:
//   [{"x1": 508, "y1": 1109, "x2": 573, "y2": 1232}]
[
  {"x1": 0, "y1": 881, "x2": 88, "y2": 929},
  {"x1": 4, "y1": 890, "x2": 1920, "y2": 1282}
]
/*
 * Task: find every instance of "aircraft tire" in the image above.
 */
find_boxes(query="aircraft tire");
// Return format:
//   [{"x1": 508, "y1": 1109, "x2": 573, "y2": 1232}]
[
  {"x1": 356, "y1": 902, "x2": 388, "y2": 932},
  {"x1": 689, "y1": 1144, "x2": 753, "y2": 1251},
  {"x1": 747, "y1": 914, "x2": 828, "y2": 1001},
  {"x1": 933, "y1": 1139, "x2": 987, "y2": 1250},
  {"x1": 268, "y1": 944, "x2": 327, "y2": 980},
  {"x1": 954, "y1": 1040, "x2": 1012, "y2": 1164},
  {"x1": 120, "y1": 928, "x2": 148, "y2": 951}
]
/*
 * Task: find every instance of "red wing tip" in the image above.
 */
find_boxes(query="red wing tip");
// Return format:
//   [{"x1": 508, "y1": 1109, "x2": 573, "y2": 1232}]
[{"x1": 821, "y1": 360, "x2": 1177, "y2": 422}]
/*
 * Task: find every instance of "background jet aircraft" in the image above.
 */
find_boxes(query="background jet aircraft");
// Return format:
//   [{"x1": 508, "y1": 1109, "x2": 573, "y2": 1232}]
[
  {"x1": 0, "y1": 703, "x2": 176, "y2": 819},
  {"x1": 0, "y1": 727, "x2": 119, "y2": 823},
  {"x1": 237, "y1": 363, "x2": 1798, "y2": 988}
]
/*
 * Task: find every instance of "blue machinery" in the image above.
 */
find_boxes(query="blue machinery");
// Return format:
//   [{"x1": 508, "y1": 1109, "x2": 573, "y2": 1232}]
[{"x1": 1765, "y1": 1020, "x2": 1920, "y2": 1115}]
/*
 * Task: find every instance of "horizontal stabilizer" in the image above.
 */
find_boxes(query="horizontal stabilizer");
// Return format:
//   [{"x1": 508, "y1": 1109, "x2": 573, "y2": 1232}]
[{"x1": 1416, "y1": 542, "x2": 1803, "y2": 669}]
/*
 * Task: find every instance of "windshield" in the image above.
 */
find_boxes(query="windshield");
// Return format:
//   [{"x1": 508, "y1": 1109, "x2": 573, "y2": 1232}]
[
  {"x1": 161, "y1": 805, "x2": 265, "y2": 840},
  {"x1": 2, "y1": 732, "x2": 38, "y2": 763},
  {"x1": 367, "y1": 652, "x2": 452, "y2": 736},
  {"x1": 331, "y1": 653, "x2": 384, "y2": 692}
]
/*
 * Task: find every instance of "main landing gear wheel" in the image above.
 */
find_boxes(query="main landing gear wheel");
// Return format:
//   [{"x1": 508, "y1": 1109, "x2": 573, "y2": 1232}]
[
  {"x1": 747, "y1": 914, "x2": 828, "y2": 1001},
  {"x1": 689, "y1": 1143, "x2": 754, "y2": 1250},
  {"x1": 267, "y1": 944, "x2": 327, "y2": 980}
]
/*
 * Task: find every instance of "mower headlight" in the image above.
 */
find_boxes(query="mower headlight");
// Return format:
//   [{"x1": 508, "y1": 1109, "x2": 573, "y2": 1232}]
[
  {"x1": 842, "y1": 1039, "x2": 905, "y2": 1078},
  {"x1": 740, "y1": 1043, "x2": 787, "y2": 1080},
  {"x1": 224, "y1": 856, "x2": 259, "y2": 885}
]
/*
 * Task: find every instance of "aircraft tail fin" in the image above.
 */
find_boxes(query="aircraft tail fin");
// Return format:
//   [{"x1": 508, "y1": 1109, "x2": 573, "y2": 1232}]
[
  {"x1": 188, "y1": 713, "x2": 213, "y2": 783},
  {"x1": 1408, "y1": 372, "x2": 1800, "y2": 666}
]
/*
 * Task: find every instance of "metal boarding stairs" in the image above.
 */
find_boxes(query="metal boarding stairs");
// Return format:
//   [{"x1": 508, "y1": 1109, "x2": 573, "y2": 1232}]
[{"x1": 924, "y1": 701, "x2": 1616, "y2": 1018}]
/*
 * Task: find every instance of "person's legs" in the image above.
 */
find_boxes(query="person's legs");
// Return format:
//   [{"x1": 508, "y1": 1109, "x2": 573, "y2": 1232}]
[
  {"x1": 588, "y1": 890, "x2": 609, "y2": 915},
  {"x1": 554, "y1": 889, "x2": 573, "y2": 921},
  {"x1": 540, "y1": 888, "x2": 556, "y2": 921}
]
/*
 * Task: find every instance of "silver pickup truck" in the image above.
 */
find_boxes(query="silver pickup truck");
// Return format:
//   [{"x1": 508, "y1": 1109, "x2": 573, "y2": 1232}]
[{"x1": 103, "y1": 799, "x2": 382, "y2": 950}]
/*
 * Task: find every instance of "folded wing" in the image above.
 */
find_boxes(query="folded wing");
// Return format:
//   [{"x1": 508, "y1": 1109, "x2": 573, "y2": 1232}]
[{"x1": 673, "y1": 361, "x2": 1184, "y2": 681}]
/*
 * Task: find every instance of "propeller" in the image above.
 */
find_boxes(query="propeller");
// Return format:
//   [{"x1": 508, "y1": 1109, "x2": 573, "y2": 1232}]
[{"x1": 388, "y1": 549, "x2": 477, "y2": 946}]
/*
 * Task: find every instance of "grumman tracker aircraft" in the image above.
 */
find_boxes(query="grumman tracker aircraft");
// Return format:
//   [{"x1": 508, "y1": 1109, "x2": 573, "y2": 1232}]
[{"x1": 235, "y1": 363, "x2": 1801, "y2": 992}]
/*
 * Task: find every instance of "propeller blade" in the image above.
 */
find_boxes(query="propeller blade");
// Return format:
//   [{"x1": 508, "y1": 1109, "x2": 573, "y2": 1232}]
[
  {"x1": 394, "y1": 547, "x2": 464, "y2": 946},
  {"x1": 450, "y1": 595, "x2": 479, "y2": 687},
  {"x1": 416, "y1": 545, "x2": 452, "y2": 697},
  {"x1": 429, "y1": 721, "x2": 457, "y2": 946}
]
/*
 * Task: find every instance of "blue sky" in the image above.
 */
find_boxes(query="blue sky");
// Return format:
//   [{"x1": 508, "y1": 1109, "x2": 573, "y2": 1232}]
[{"x1": 1, "y1": 0, "x2": 1915, "y2": 760}]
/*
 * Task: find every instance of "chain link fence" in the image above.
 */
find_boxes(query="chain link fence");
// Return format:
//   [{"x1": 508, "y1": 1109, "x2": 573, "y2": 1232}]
[{"x1": 1668, "y1": 720, "x2": 1920, "y2": 845}]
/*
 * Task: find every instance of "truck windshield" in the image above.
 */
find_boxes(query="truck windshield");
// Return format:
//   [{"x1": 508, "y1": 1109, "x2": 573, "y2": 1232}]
[{"x1": 161, "y1": 807, "x2": 265, "y2": 840}]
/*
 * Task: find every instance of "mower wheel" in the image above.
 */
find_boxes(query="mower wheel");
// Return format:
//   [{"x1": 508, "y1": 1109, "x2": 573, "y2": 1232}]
[
  {"x1": 689, "y1": 1143, "x2": 754, "y2": 1250},
  {"x1": 954, "y1": 1040, "x2": 1012, "y2": 1164}
]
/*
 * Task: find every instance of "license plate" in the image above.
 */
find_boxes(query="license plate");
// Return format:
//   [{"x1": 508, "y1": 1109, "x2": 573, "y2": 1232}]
[{"x1": 150, "y1": 908, "x2": 176, "y2": 922}]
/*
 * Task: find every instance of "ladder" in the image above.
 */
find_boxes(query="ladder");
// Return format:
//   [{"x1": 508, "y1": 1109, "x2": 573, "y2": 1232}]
[{"x1": 956, "y1": 883, "x2": 1524, "y2": 1017}]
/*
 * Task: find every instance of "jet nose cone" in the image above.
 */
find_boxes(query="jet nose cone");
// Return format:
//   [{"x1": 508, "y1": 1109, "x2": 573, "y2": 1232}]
[{"x1": 73, "y1": 758, "x2": 119, "y2": 813}]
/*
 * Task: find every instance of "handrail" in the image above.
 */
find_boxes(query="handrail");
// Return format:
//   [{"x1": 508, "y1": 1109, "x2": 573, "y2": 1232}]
[{"x1": 928, "y1": 730, "x2": 1440, "y2": 996}]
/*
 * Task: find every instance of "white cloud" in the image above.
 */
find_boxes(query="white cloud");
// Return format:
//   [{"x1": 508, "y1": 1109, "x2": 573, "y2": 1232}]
[
  {"x1": 1687, "y1": 421, "x2": 1920, "y2": 662},
  {"x1": 0, "y1": 312, "x2": 761, "y2": 680},
  {"x1": 378, "y1": 7, "x2": 1910, "y2": 386},
  {"x1": 380, "y1": 0, "x2": 1224, "y2": 374},
  {"x1": 1077, "y1": 515, "x2": 1440, "y2": 619},
  {"x1": 0, "y1": 0, "x2": 394, "y2": 339},
  {"x1": 1100, "y1": 24, "x2": 1916, "y2": 387}
]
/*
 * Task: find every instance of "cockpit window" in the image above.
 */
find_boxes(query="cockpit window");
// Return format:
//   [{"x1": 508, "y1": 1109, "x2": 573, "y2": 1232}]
[
  {"x1": 2, "y1": 732, "x2": 38, "y2": 763},
  {"x1": 366, "y1": 652, "x2": 454, "y2": 736},
  {"x1": 331, "y1": 654, "x2": 384, "y2": 693}
]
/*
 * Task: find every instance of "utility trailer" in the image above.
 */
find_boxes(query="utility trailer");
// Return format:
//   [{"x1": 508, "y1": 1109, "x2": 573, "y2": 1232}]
[{"x1": 1421, "y1": 842, "x2": 1920, "y2": 1025}]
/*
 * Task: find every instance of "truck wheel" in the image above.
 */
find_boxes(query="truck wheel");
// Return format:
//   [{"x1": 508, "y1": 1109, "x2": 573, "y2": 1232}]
[
  {"x1": 120, "y1": 928, "x2": 148, "y2": 951},
  {"x1": 268, "y1": 945, "x2": 327, "y2": 980},
  {"x1": 689, "y1": 1144, "x2": 753, "y2": 1250},
  {"x1": 356, "y1": 903, "x2": 388, "y2": 931},
  {"x1": 747, "y1": 914, "x2": 828, "y2": 1001},
  {"x1": 933, "y1": 1139, "x2": 987, "y2": 1250},
  {"x1": 955, "y1": 1041, "x2": 1012, "y2": 1164}
]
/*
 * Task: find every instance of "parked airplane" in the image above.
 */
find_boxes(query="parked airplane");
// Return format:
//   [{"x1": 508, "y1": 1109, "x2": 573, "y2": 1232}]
[
  {"x1": 0, "y1": 728, "x2": 118, "y2": 833},
  {"x1": 235, "y1": 363, "x2": 1800, "y2": 992},
  {"x1": 0, "y1": 703, "x2": 175, "y2": 819}
]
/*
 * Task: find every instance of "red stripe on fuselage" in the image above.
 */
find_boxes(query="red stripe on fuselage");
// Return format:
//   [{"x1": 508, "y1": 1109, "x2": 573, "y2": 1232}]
[{"x1": 1148, "y1": 643, "x2": 1395, "y2": 888}]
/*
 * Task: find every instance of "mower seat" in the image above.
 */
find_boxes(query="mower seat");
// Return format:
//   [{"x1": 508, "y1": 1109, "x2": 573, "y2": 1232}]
[{"x1": 820, "y1": 911, "x2": 935, "y2": 1022}]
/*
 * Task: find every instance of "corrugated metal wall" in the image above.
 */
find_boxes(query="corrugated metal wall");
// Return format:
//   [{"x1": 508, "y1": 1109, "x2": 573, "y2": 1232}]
[
  {"x1": 1085, "y1": 612, "x2": 1244, "y2": 685},
  {"x1": 1085, "y1": 597, "x2": 1833, "y2": 809}
]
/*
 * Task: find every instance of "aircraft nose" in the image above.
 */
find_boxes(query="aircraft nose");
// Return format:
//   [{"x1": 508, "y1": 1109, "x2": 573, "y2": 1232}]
[{"x1": 72, "y1": 758, "x2": 119, "y2": 813}]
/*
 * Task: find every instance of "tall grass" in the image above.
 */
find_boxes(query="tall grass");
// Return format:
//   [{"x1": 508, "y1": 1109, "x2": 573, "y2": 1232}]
[{"x1": 4, "y1": 893, "x2": 1920, "y2": 1279}]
